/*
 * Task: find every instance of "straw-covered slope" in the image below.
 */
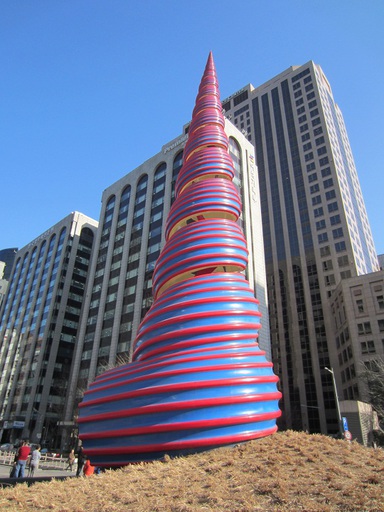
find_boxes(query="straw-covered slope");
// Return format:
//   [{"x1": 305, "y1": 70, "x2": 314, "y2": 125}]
[{"x1": 1, "y1": 430, "x2": 383, "y2": 511}]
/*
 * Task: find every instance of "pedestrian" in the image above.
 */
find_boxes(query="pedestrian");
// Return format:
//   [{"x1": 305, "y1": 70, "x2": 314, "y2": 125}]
[
  {"x1": 9, "y1": 460, "x2": 17, "y2": 478},
  {"x1": 28, "y1": 444, "x2": 41, "y2": 477},
  {"x1": 14, "y1": 439, "x2": 31, "y2": 478},
  {"x1": 83, "y1": 456, "x2": 95, "y2": 477},
  {"x1": 66, "y1": 449, "x2": 76, "y2": 471},
  {"x1": 9, "y1": 448, "x2": 19, "y2": 478},
  {"x1": 76, "y1": 445, "x2": 85, "y2": 477}
]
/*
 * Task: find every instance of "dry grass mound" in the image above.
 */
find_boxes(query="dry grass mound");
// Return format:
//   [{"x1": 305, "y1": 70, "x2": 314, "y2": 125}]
[{"x1": 1, "y1": 430, "x2": 383, "y2": 511}]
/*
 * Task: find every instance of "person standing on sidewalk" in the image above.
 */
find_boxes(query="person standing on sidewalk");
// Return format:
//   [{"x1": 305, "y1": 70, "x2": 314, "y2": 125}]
[
  {"x1": 28, "y1": 444, "x2": 42, "y2": 477},
  {"x1": 15, "y1": 439, "x2": 31, "y2": 478},
  {"x1": 76, "y1": 445, "x2": 85, "y2": 477},
  {"x1": 66, "y1": 449, "x2": 76, "y2": 471}
]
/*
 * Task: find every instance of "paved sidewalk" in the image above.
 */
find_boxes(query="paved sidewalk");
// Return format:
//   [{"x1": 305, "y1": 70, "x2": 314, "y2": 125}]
[{"x1": 0, "y1": 463, "x2": 77, "y2": 484}]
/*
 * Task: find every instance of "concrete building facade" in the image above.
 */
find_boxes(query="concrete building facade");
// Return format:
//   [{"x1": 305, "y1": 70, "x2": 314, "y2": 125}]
[{"x1": 330, "y1": 270, "x2": 384, "y2": 398}]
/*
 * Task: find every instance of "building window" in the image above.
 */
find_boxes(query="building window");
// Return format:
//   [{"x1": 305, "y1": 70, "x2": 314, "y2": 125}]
[
  {"x1": 314, "y1": 207, "x2": 324, "y2": 217},
  {"x1": 361, "y1": 341, "x2": 375, "y2": 354},
  {"x1": 318, "y1": 233, "x2": 328, "y2": 244},
  {"x1": 292, "y1": 68, "x2": 310, "y2": 82},
  {"x1": 319, "y1": 156, "x2": 329, "y2": 166},
  {"x1": 233, "y1": 90, "x2": 248, "y2": 106},
  {"x1": 321, "y1": 167, "x2": 331, "y2": 177},
  {"x1": 320, "y1": 246, "x2": 330, "y2": 257},
  {"x1": 377, "y1": 295, "x2": 384, "y2": 310},
  {"x1": 310, "y1": 184, "x2": 320, "y2": 194},
  {"x1": 308, "y1": 173, "x2": 318, "y2": 183},
  {"x1": 222, "y1": 101, "x2": 231, "y2": 112},
  {"x1": 310, "y1": 108, "x2": 319, "y2": 118},
  {"x1": 306, "y1": 162, "x2": 316, "y2": 171},
  {"x1": 356, "y1": 299, "x2": 364, "y2": 313},
  {"x1": 378, "y1": 319, "x2": 384, "y2": 332},
  {"x1": 304, "y1": 151, "x2": 314, "y2": 161},
  {"x1": 324, "y1": 274, "x2": 335, "y2": 286},
  {"x1": 338, "y1": 255, "x2": 349, "y2": 267},
  {"x1": 328, "y1": 202, "x2": 339, "y2": 213},
  {"x1": 322, "y1": 260, "x2": 333, "y2": 271},
  {"x1": 326, "y1": 190, "x2": 336, "y2": 200},
  {"x1": 312, "y1": 195, "x2": 322, "y2": 205},
  {"x1": 316, "y1": 220, "x2": 326, "y2": 230},
  {"x1": 335, "y1": 241, "x2": 346, "y2": 252},
  {"x1": 332, "y1": 228, "x2": 343, "y2": 239},
  {"x1": 357, "y1": 322, "x2": 372, "y2": 335},
  {"x1": 340, "y1": 270, "x2": 352, "y2": 279},
  {"x1": 330, "y1": 214, "x2": 341, "y2": 225}
]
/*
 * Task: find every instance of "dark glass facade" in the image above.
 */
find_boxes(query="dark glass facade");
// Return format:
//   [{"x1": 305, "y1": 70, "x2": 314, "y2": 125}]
[{"x1": 0, "y1": 214, "x2": 97, "y2": 449}]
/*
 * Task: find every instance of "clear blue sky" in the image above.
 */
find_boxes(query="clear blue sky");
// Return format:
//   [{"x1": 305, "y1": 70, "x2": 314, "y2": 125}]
[{"x1": 2, "y1": 1, "x2": 384, "y2": 255}]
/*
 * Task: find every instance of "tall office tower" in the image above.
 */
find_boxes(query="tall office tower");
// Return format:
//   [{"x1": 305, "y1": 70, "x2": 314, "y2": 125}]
[
  {"x1": 222, "y1": 61, "x2": 379, "y2": 434},
  {"x1": 62, "y1": 121, "x2": 270, "y2": 445},
  {"x1": 0, "y1": 212, "x2": 98, "y2": 448}
]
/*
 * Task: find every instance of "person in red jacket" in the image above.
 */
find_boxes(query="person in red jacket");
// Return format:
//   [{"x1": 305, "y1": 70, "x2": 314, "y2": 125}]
[
  {"x1": 15, "y1": 439, "x2": 31, "y2": 478},
  {"x1": 83, "y1": 456, "x2": 95, "y2": 476}
]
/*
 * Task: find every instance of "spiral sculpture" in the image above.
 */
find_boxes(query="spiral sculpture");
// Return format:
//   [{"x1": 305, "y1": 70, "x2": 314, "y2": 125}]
[{"x1": 78, "y1": 52, "x2": 282, "y2": 466}]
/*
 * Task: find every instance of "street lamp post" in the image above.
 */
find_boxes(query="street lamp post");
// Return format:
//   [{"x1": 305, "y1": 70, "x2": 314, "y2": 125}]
[{"x1": 325, "y1": 367, "x2": 343, "y2": 438}]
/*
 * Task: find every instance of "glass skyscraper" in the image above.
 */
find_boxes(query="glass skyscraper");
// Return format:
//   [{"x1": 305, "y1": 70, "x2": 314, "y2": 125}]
[{"x1": 0, "y1": 213, "x2": 98, "y2": 448}]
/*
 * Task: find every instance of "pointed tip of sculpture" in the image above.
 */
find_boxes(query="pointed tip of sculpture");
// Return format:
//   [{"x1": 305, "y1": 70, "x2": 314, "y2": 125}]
[{"x1": 206, "y1": 51, "x2": 215, "y2": 69}]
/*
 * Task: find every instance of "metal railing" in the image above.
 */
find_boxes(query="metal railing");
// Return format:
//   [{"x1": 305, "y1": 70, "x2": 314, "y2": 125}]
[{"x1": 0, "y1": 450, "x2": 69, "y2": 470}]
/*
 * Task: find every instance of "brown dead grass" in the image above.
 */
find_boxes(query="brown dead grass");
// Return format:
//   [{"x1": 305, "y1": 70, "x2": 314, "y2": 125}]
[{"x1": 0, "y1": 430, "x2": 383, "y2": 511}]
